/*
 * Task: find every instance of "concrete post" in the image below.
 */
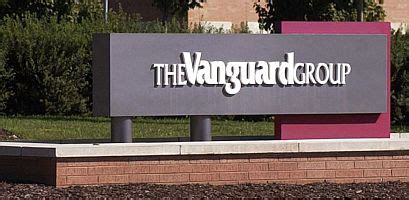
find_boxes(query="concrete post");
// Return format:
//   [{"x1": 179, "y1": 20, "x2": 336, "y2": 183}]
[
  {"x1": 190, "y1": 116, "x2": 211, "y2": 141},
  {"x1": 111, "y1": 117, "x2": 133, "y2": 143}
]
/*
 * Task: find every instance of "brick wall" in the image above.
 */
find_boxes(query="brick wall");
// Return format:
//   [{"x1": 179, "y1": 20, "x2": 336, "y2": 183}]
[
  {"x1": 111, "y1": 0, "x2": 409, "y2": 26},
  {"x1": 381, "y1": 0, "x2": 409, "y2": 24},
  {"x1": 188, "y1": 0, "x2": 260, "y2": 26},
  {"x1": 52, "y1": 151, "x2": 409, "y2": 187}
]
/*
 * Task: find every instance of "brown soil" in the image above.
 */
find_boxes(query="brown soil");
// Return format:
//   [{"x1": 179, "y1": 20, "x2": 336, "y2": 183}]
[{"x1": 0, "y1": 182, "x2": 408, "y2": 198}]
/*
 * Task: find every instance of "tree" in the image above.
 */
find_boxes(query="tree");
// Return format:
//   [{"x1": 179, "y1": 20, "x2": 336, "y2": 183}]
[
  {"x1": 152, "y1": 0, "x2": 202, "y2": 23},
  {"x1": 254, "y1": 0, "x2": 385, "y2": 33}
]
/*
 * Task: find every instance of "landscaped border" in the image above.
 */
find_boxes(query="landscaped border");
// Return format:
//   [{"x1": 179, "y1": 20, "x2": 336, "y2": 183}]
[{"x1": 0, "y1": 133, "x2": 409, "y2": 187}]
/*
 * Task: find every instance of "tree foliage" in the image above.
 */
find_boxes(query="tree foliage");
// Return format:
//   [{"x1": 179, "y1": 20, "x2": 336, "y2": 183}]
[
  {"x1": 391, "y1": 29, "x2": 409, "y2": 124},
  {"x1": 255, "y1": 0, "x2": 385, "y2": 32},
  {"x1": 0, "y1": 0, "x2": 103, "y2": 22},
  {"x1": 152, "y1": 0, "x2": 202, "y2": 22}
]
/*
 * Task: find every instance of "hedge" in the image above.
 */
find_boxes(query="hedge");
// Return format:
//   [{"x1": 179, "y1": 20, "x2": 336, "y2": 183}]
[
  {"x1": 0, "y1": 8, "x2": 407, "y2": 124},
  {"x1": 391, "y1": 29, "x2": 409, "y2": 124},
  {"x1": 0, "y1": 12, "x2": 194, "y2": 115}
]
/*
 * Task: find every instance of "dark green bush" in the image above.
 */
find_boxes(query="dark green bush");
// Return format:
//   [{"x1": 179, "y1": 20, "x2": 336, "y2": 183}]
[
  {"x1": 0, "y1": 37, "x2": 12, "y2": 113},
  {"x1": 0, "y1": 0, "x2": 104, "y2": 23},
  {"x1": 255, "y1": 0, "x2": 385, "y2": 32},
  {"x1": 391, "y1": 29, "x2": 409, "y2": 124},
  {"x1": 0, "y1": 10, "x2": 193, "y2": 115},
  {"x1": 1, "y1": 16, "x2": 92, "y2": 114}
]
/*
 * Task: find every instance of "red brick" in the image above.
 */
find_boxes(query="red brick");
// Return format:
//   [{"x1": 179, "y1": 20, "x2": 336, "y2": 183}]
[
  {"x1": 210, "y1": 181, "x2": 239, "y2": 185},
  {"x1": 383, "y1": 160, "x2": 409, "y2": 168},
  {"x1": 159, "y1": 174, "x2": 189, "y2": 183},
  {"x1": 278, "y1": 157, "x2": 308, "y2": 162},
  {"x1": 249, "y1": 158, "x2": 278, "y2": 163},
  {"x1": 289, "y1": 171, "x2": 307, "y2": 179},
  {"x1": 238, "y1": 163, "x2": 268, "y2": 171},
  {"x1": 382, "y1": 177, "x2": 409, "y2": 182},
  {"x1": 365, "y1": 156, "x2": 393, "y2": 160},
  {"x1": 189, "y1": 173, "x2": 220, "y2": 182},
  {"x1": 56, "y1": 176, "x2": 67, "y2": 186},
  {"x1": 392, "y1": 155, "x2": 409, "y2": 160},
  {"x1": 270, "y1": 162, "x2": 298, "y2": 171},
  {"x1": 308, "y1": 157, "x2": 335, "y2": 161},
  {"x1": 67, "y1": 176, "x2": 98, "y2": 185},
  {"x1": 336, "y1": 156, "x2": 364, "y2": 161},
  {"x1": 295, "y1": 179, "x2": 322, "y2": 185},
  {"x1": 219, "y1": 172, "x2": 248, "y2": 181},
  {"x1": 326, "y1": 161, "x2": 354, "y2": 169},
  {"x1": 327, "y1": 179, "x2": 354, "y2": 184},
  {"x1": 354, "y1": 178, "x2": 382, "y2": 183},
  {"x1": 354, "y1": 161, "x2": 383, "y2": 169},
  {"x1": 268, "y1": 180, "x2": 298, "y2": 184},
  {"x1": 298, "y1": 162, "x2": 326, "y2": 169},
  {"x1": 364, "y1": 169, "x2": 392, "y2": 177},
  {"x1": 149, "y1": 165, "x2": 179, "y2": 173},
  {"x1": 248, "y1": 171, "x2": 290, "y2": 180},
  {"x1": 88, "y1": 166, "x2": 125, "y2": 175},
  {"x1": 306, "y1": 170, "x2": 336, "y2": 179},
  {"x1": 129, "y1": 174, "x2": 160, "y2": 183},
  {"x1": 243, "y1": 180, "x2": 269, "y2": 184},
  {"x1": 124, "y1": 165, "x2": 150, "y2": 174},
  {"x1": 99, "y1": 175, "x2": 128, "y2": 184},
  {"x1": 58, "y1": 167, "x2": 88, "y2": 176},
  {"x1": 392, "y1": 168, "x2": 409, "y2": 177},
  {"x1": 209, "y1": 164, "x2": 238, "y2": 172},
  {"x1": 336, "y1": 170, "x2": 363, "y2": 178},
  {"x1": 180, "y1": 164, "x2": 210, "y2": 173}
]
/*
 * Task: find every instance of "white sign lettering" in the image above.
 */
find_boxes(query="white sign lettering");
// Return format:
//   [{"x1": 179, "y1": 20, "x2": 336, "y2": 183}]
[{"x1": 152, "y1": 52, "x2": 351, "y2": 95}]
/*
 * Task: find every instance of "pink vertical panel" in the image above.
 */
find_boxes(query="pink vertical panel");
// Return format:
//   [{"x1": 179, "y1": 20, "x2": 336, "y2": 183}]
[{"x1": 275, "y1": 22, "x2": 390, "y2": 140}]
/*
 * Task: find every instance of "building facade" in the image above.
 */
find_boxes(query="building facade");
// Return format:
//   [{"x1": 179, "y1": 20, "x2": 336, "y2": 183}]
[{"x1": 111, "y1": 0, "x2": 408, "y2": 32}]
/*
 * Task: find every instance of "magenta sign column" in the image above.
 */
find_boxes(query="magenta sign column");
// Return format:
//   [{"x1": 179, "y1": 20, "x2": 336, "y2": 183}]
[{"x1": 276, "y1": 22, "x2": 391, "y2": 139}]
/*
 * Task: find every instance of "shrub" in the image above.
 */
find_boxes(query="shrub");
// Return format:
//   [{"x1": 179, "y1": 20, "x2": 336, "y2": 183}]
[
  {"x1": 0, "y1": 36, "x2": 12, "y2": 113},
  {"x1": 391, "y1": 29, "x2": 409, "y2": 124},
  {"x1": 255, "y1": 0, "x2": 385, "y2": 32},
  {"x1": 0, "y1": 10, "x2": 192, "y2": 115}
]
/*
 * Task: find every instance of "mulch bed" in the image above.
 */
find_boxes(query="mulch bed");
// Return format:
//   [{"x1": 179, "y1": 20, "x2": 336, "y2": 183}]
[{"x1": 1, "y1": 182, "x2": 409, "y2": 198}]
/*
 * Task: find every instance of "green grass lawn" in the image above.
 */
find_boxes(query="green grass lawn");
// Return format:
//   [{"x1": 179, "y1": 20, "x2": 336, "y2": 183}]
[
  {"x1": 0, "y1": 116, "x2": 407, "y2": 141},
  {"x1": 0, "y1": 116, "x2": 274, "y2": 141}
]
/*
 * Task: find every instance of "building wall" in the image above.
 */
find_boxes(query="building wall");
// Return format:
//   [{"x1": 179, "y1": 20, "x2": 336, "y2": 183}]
[
  {"x1": 110, "y1": 0, "x2": 408, "y2": 32},
  {"x1": 56, "y1": 152, "x2": 409, "y2": 186},
  {"x1": 2, "y1": 151, "x2": 409, "y2": 187},
  {"x1": 188, "y1": 0, "x2": 262, "y2": 32},
  {"x1": 380, "y1": 0, "x2": 409, "y2": 30}
]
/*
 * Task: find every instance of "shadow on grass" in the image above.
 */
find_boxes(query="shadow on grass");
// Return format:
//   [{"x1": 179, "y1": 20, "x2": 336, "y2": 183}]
[{"x1": 13, "y1": 135, "x2": 276, "y2": 144}]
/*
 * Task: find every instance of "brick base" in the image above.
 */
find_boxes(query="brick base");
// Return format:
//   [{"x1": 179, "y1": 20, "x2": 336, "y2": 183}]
[{"x1": 3, "y1": 151, "x2": 409, "y2": 187}]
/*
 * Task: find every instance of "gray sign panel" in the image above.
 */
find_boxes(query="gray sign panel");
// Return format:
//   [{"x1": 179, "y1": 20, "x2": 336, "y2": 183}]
[{"x1": 92, "y1": 33, "x2": 387, "y2": 117}]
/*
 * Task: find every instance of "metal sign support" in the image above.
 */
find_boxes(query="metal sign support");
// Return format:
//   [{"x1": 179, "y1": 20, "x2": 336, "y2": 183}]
[
  {"x1": 190, "y1": 116, "x2": 212, "y2": 141},
  {"x1": 111, "y1": 117, "x2": 133, "y2": 143}
]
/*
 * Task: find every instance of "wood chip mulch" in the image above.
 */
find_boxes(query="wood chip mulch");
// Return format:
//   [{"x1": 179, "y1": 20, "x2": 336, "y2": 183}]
[{"x1": 1, "y1": 182, "x2": 409, "y2": 198}]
